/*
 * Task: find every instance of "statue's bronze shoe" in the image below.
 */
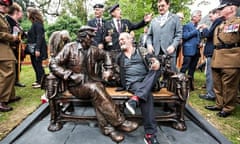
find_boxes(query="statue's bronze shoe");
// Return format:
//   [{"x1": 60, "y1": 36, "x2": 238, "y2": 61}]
[
  {"x1": 101, "y1": 125, "x2": 124, "y2": 142},
  {"x1": 109, "y1": 131, "x2": 124, "y2": 142},
  {"x1": 117, "y1": 120, "x2": 138, "y2": 132}
]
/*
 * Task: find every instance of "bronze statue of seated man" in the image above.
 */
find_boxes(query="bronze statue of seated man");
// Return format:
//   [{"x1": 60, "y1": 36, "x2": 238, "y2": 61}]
[{"x1": 49, "y1": 26, "x2": 138, "y2": 142}]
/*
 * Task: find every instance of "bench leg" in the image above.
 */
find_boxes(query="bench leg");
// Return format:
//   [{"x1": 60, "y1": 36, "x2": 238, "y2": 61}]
[
  {"x1": 172, "y1": 102, "x2": 186, "y2": 131},
  {"x1": 48, "y1": 99, "x2": 63, "y2": 131}
]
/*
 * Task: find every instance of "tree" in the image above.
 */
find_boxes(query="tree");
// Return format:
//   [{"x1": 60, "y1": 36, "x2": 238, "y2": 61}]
[
  {"x1": 46, "y1": 14, "x2": 82, "y2": 41},
  {"x1": 61, "y1": 0, "x2": 88, "y2": 24}
]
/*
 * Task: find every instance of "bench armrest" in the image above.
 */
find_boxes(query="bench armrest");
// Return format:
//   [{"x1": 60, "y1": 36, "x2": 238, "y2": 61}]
[{"x1": 167, "y1": 73, "x2": 190, "y2": 101}]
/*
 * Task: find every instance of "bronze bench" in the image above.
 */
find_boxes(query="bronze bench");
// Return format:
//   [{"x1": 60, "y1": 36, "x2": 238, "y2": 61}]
[{"x1": 44, "y1": 72, "x2": 190, "y2": 132}]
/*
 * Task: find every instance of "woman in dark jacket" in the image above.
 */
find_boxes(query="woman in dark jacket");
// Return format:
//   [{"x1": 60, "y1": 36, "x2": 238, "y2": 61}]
[{"x1": 26, "y1": 7, "x2": 48, "y2": 88}]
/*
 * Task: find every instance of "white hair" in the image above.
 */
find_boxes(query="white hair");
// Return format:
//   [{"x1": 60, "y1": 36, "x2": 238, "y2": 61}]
[
  {"x1": 49, "y1": 30, "x2": 71, "y2": 57},
  {"x1": 191, "y1": 10, "x2": 201, "y2": 18}
]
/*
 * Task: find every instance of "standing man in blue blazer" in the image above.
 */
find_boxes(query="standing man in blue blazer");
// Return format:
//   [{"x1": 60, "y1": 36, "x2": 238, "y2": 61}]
[
  {"x1": 180, "y1": 10, "x2": 202, "y2": 90},
  {"x1": 87, "y1": 4, "x2": 105, "y2": 49}
]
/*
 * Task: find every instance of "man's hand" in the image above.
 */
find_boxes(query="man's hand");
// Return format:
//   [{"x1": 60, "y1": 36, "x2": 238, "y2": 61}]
[
  {"x1": 149, "y1": 57, "x2": 160, "y2": 70},
  {"x1": 12, "y1": 35, "x2": 19, "y2": 42},
  {"x1": 144, "y1": 13, "x2": 153, "y2": 22},
  {"x1": 105, "y1": 36, "x2": 112, "y2": 43},
  {"x1": 167, "y1": 45, "x2": 175, "y2": 54},
  {"x1": 35, "y1": 51, "x2": 40, "y2": 57},
  {"x1": 197, "y1": 24, "x2": 207, "y2": 30},
  {"x1": 147, "y1": 45, "x2": 154, "y2": 54}
]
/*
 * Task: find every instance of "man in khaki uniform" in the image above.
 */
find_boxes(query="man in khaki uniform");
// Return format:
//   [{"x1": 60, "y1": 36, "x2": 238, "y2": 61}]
[
  {"x1": 205, "y1": 0, "x2": 240, "y2": 117},
  {"x1": 0, "y1": 0, "x2": 20, "y2": 112}
]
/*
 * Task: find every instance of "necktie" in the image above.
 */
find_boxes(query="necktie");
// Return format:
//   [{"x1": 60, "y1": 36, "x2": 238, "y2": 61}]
[
  {"x1": 97, "y1": 19, "x2": 101, "y2": 29},
  {"x1": 117, "y1": 19, "x2": 121, "y2": 33},
  {"x1": 159, "y1": 15, "x2": 167, "y2": 27}
]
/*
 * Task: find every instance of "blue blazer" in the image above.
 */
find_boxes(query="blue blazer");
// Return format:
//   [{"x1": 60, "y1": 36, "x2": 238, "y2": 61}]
[
  {"x1": 182, "y1": 22, "x2": 201, "y2": 56},
  {"x1": 201, "y1": 17, "x2": 223, "y2": 57}
]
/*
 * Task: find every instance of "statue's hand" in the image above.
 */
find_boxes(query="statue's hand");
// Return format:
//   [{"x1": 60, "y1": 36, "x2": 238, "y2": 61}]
[
  {"x1": 102, "y1": 70, "x2": 114, "y2": 81},
  {"x1": 69, "y1": 73, "x2": 84, "y2": 84}
]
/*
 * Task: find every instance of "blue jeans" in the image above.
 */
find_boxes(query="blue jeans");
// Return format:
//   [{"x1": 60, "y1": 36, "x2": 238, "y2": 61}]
[
  {"x1": 205, "y1": 57, "x2": 215, "y2": 98},
  {"x1": 128, "y1": 70, "x2": 161, "y2": 134}
]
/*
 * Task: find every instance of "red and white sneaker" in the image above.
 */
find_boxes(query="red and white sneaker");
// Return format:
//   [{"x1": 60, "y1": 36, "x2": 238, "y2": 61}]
[{"x1": 144, "y1": 134, "x2": 160, "y2": 144}]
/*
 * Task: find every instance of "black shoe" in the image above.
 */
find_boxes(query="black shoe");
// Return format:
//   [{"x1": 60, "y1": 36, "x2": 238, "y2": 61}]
[
  {"x1": 15, "y1": 82, "x2": 26, "y2": 87},
  {"x1": 199, "y1": 94, "x2": 215, "y2": 101},
  {"x1": 0, "y1": 102, "x2": 13, "y2": 112},
  {"x1": 125, "y1": 99, "x2": 137, "y2": 115},
  {"x1": 217, "y1": 111, "x2": 231, "y2": 117},
  {"x1": 144, "y1": 134, "x2": 160, "y2": 144},
  {"x1": 205, "y1": 105, "x2": 222, "y2": 111},
  {"x1": 8, "y1": 96, "x2": 21, "y2": 103}
]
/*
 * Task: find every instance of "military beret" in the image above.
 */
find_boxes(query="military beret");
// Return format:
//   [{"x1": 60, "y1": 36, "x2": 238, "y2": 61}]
[
  {"x1": 93, "y1": 4, "x2": 104, "y2": 9},
  {"x1": 0, "y1": 0, "x2": 13, "y2": 7},
  {"x1": 109, "y1": 4, "x2": 119, "y2": 13},
  {"x1": 217, "y1": 0, "x2": 240, "y2": 10}
]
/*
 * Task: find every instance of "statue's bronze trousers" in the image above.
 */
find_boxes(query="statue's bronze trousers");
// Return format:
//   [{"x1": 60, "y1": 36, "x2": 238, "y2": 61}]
[{"x1": 69, "y1": 82, "x2": 125, "y2": 131}]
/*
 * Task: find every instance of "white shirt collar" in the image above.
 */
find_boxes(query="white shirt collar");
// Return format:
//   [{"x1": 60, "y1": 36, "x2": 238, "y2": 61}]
[{"x1": 160, "y1": 11, "x2": 169, "y2": 18}]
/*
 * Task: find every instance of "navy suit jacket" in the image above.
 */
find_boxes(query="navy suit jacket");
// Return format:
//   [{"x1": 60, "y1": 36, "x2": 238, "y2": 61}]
[
  {"x1": 87, "y1": 18, "x2": 105, "y2": 46},
  {"x1": 201, "y1": 17, "x2": 223, "y2": 57},
  {"x1": 103, "y1": 19, "x2": 146, "y2": 51},
  {"x1": 182, "y1": 22, "x2": 201, "y2": 56}
]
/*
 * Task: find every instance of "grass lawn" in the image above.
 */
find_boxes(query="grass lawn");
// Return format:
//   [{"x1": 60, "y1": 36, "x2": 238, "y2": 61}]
[{"x1": 0, "y1": 65, "x2": 239, "y2": 143}]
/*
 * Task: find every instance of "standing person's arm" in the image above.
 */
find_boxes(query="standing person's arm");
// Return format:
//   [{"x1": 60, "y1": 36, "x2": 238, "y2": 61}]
[
  {"x1": 146, "y1": 21, "x2": 154, "y2": 54},
  {"x1": 167, "y1": 17, "x2": 182, "y2": 54},
  {"x1": 0, "y1": 19, "x2": 18, "y2": 43},
  {"x1": 33, "y1": 22, "x2": 45, "y2": 57},
  {"x1": 127, "y1": 13, "x2": 152, "y2": 30},
  {"x1": 182, "y1": 24, "x2": 199, "y2": 40},
  {"x1": 103, "y1": 21, "x2": 113, "y2": 50}
]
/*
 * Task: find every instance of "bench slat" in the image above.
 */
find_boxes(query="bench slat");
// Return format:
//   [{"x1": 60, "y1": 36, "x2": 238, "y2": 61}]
[{"x1": 105, "y1": 87, "x2": 175, "y2": 97}]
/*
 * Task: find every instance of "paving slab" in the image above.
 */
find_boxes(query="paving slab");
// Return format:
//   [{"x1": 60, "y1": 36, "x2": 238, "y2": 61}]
[{"x1": 0, "y1": 104, "x2": 231, "y2": 144}]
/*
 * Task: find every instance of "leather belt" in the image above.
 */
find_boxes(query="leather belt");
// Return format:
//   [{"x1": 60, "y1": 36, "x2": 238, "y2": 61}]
[{"x1": 215, "y1": 43, "x2": 240, "y2": 49}]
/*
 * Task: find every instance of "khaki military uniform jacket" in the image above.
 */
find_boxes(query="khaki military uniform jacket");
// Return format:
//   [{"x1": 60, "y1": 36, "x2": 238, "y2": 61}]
[
  {"x1": 0, "y1": 13, "x2": 16, "y2": 61},
  {"x1": 212, "y1": 16, "x2": 240, "y2": 68}
]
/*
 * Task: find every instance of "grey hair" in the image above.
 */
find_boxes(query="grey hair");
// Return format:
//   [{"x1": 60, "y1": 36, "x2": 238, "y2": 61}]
[
  {"x1": 119, "y1": 32, "x2": 132, "y2": 40},
  {"x1": 49, "y1": 30, "x2": 71, "y2": 57},
  {"x1": 191, "y1": 10, "x2": 201, "y2": 18}
]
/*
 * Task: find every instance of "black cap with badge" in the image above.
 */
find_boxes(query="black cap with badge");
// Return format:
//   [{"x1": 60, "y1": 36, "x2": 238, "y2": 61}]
[
  {"x1": 109, "y1": 4, "x2": 119, "y2": 13},
  {"x1": 93, "y1": 4, "x2": 104, "y2": 9},
  {"x1": 217, "y1": 0, "x2": 240, "y2": 10}
]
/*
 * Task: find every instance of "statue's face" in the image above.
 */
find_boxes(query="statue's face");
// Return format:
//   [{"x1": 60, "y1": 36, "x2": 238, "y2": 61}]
[{"x1": 82, "y1": 34, "x2": 93, "y2": 48}]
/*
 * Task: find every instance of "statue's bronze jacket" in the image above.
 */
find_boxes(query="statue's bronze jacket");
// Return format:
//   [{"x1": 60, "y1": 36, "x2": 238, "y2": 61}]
[{"x1": 49, "y1": 41, "x2": 113, "y2": 86}]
